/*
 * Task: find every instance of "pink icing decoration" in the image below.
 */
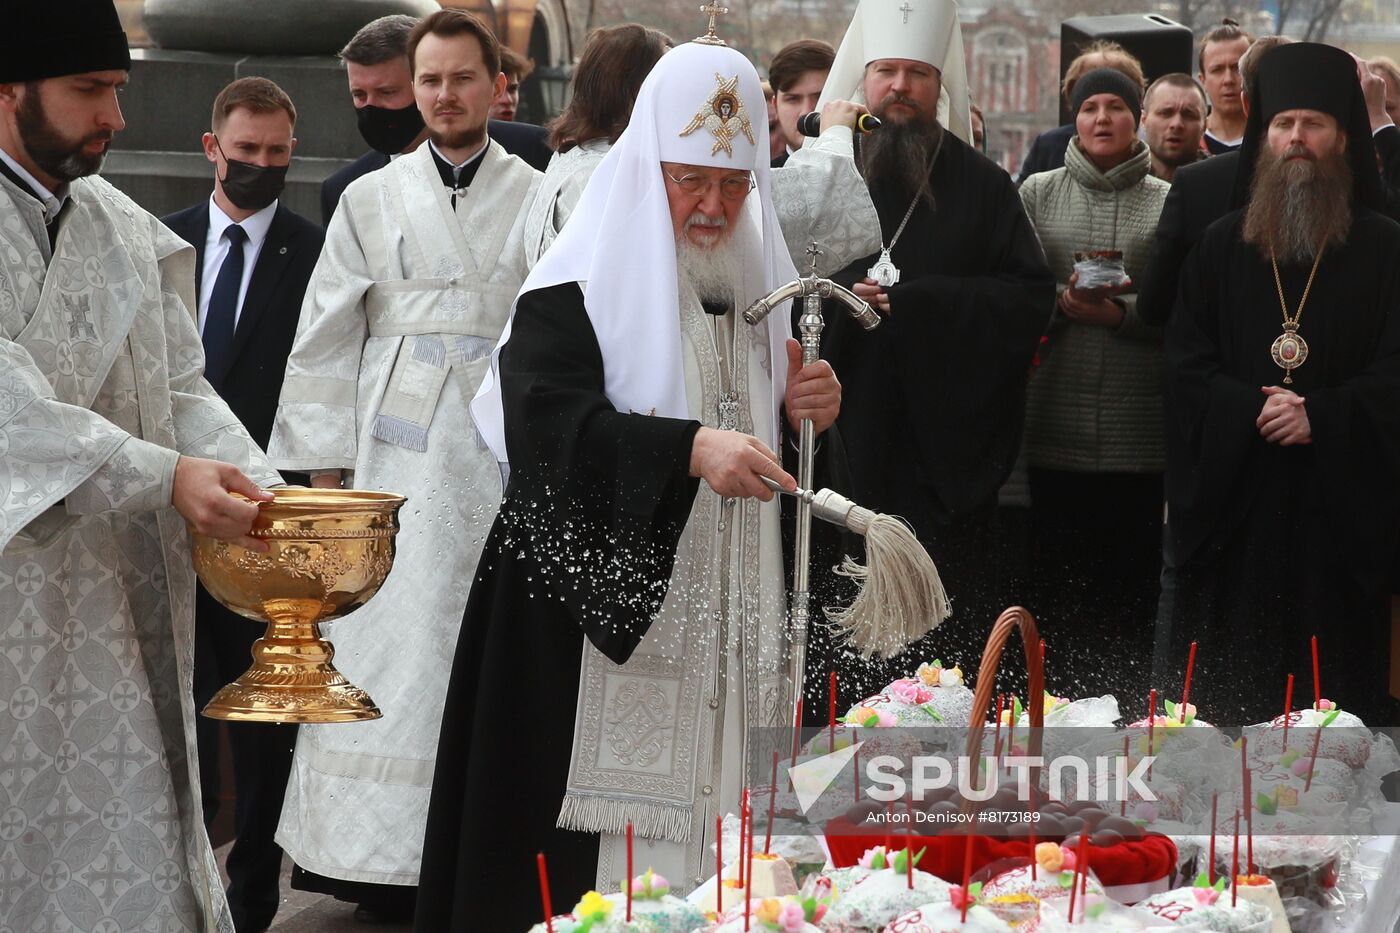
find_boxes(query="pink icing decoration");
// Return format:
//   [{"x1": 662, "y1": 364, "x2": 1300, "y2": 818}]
[
  {"x1": 858, "y1": 846, "x2": 888, "y2": 869},
  {"x1": 1059, "y1": 847, "x2": 1078, "y2": 872},
  {"x1": 778, "y1": 902, "x2": 807, "y2": 932},
  {"x1": 890, "y1": 679, "x2": 934, "y2": 706}
]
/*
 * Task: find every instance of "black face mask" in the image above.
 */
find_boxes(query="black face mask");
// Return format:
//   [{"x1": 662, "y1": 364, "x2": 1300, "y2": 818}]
[
  {"x1": 216, "y1": 139, "x2": 287, "y2": 212},
  {"x1": 356, "y1": 102, "x2": 425, "y2": 155}
]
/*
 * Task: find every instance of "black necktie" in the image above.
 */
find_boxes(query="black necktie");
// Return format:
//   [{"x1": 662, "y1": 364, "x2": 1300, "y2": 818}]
[{"x1": 203, "y1": 224, "x2": 247, "y2": 392}]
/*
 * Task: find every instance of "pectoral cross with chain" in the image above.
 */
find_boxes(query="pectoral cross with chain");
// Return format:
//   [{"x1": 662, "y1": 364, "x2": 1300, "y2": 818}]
[
  {"x1": 696, "y1": 0, "x2": 729, "y2": 44},
  {"x1": 805, "y1": 242, "x2": 822, "y2": 275},
  {"x1": 718, "y1": 394, "x2": 741, "y2": 431},
  {"x1": 716, "y1": 388, "x2": 741, "y2": 524},
  {"x1": 899, "y1": 2, "x2": 913, "y2": 23}
]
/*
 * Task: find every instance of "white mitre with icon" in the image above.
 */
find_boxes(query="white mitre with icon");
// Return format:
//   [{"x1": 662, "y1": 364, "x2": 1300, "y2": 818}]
[
  {"x1": 818, "y1": 0, "x2": 973, "y2": 145},
  {"x1": 471, "y1": 4, "x2": 796, "y2": 462}
]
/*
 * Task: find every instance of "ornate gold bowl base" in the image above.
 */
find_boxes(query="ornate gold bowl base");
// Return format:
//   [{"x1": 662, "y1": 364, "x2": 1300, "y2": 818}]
[
  {"x1": 205, "y1": 598, "x2": 382, "y2": 723},
  {"x1": 192, "y1": 489, "x2": 406, "y2": 723}
]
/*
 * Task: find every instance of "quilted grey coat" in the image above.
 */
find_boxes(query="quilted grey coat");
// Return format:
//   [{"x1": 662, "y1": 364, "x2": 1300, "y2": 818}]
[{"x1": 1018, "y1": 138, "x2": 1171, "y2": 472}]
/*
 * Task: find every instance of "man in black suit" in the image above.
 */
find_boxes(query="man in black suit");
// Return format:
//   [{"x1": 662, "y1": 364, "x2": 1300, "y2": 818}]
[
  {"x1": 162, "y1": 76, "x2": 322, "y2": 933},
  {"x1": 320, "y1": 14, "x2": 551, "y2": 225}
]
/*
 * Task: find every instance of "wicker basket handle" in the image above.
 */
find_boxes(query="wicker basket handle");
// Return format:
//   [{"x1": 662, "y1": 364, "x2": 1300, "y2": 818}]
[{"x1": 963, "y1": 606, "x2": 1046, "y2": 767}]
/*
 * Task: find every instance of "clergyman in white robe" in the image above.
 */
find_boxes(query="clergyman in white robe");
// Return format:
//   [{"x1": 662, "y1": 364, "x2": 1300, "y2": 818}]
[
  {"x1": 0, "y1": 170, "x2": 281, "y2": 932},
  {"x1": 465, "y1": 39, "x2": 881, "y2": 900},
  {"x1": 267, "y1": 139, "x2": 541, "y2": 886}
]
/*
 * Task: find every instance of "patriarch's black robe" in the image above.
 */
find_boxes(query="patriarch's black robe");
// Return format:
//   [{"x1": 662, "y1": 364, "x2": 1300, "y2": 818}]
[
  {"x1": 823, "y1": 132, "x2": 1054, "y2": 689},
  {"x1": 413, "y1": 283, "x2": 701, "y2": 932},
  {"x1": 1165, "y1": 209, "x2": 1400, "y2": 725}
]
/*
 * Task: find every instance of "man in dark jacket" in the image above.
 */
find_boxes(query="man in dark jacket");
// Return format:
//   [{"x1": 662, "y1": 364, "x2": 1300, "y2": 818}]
[
  {"x1": 161, "y1": 76, "x2": 321, "y2": 933},
  {"x1": 319, "y1": 13, "x2": 551, "y2": 225}
]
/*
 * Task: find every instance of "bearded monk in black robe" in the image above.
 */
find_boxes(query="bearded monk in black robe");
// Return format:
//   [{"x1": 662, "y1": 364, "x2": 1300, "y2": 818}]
[
  {"x1": 1165, "y1": 43, "x2": 1400, "y2": 726},
  {"x1": 821, "y1": 57, "x2": 1054, "y2": 697}
]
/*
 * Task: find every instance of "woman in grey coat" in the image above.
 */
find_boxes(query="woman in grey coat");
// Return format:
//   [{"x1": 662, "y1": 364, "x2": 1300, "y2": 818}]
[{"x1": 1018, "y1": 68, "x2": 1170, "y2": 699}]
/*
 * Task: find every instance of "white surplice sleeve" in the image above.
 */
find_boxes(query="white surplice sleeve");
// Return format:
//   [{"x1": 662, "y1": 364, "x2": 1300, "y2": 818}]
[
  {"x1": 267, "y1": 190, "x2": 375, "y2": 473},
  {"x1": 771, "y1": 126, "x2": 881, "y2": 276}
]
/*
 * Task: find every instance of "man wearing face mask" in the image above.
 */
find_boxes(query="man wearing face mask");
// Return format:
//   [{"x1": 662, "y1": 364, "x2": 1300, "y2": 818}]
[
  {"x1": 160, "y1": 76, "x2": 322, "y2": 933},
  {"x1": 319, "y1": 13, "x2": 552, "y2": 226}
]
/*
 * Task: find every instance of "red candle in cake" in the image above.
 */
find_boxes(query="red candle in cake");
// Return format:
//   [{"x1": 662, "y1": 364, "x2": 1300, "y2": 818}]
[
  {"x1": 1005, "y1": 695, "x2": 1016, "y2": 770},
  {"x1": 1231, "y1": 809, "x2": 1240, "y2": 907},
  {"x1": 765, "y1": 751, "x2": 778, "y2": 855},
  {"x1": 853, "y1": 743, "x2": 860, "y2": 802},
  {"x1": 716, "y1": 814, "x2": 724, "y2": 914},
  {"x1": 1121, "y1": 734, "x2": 1130, "y2": 816},
  {"x1": 1208, "y1": 792, "x2": 1218, "y2": 884},
  {"x1": 626, "y1": 822, "x2": 634, "y2": 921},
  {"x1": 790, "y1": 697, "x2": 803, "y2": 789},
  {"x1": 1180, "y1": 642, "x2": 1197, "y2": 722},
  {"x1": 1028, "y1": 784, "x2": 1038, "y2": 881},
  {"x1": 1282, "y1": 673, "x2": 1294, "y2": 752},
  {"x1": 740, "y1": 789, "x2": 750, "y2": 888},
  {"x1": 1069, "y1": 828, "x2": 1088, "y2": 922},
  {"x1": 734, "y1": 791, "x2": 743, "y2": 889},
  {"x1": 906, "y1": 834, "x2": 914, "y2": 890},
  {"x1": 1147, "y1": 688, "x2": 1157, "y2": 779},
  {"x1": 960, "y1": 831, "x2": 973, "y2": 922},
  {"x1": 829, "y1": 670, "x2": 837, "y2": 752},
  {"x1": 1080, "y1": 845, "x2": 1090, "y2": 902},
  {"x1": 993, "y1": 693, "x2": 1004, "y2": 754},
  {"x1": 1305, "y1": 725, "x2": 1323, "y2": 793},
  {"x1": 537, "y1": 852, "x2": 554, "y2": 933},
  {"x1": 1241, "y1": 737, "x2": 1253, "y2": 874},
  {"x1": 744, "y1": 797, "x2": 755, "y2": 931}
]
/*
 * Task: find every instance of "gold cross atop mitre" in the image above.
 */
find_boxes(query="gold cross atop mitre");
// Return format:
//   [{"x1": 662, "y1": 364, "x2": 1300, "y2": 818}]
[
  {"x1": 679, "y1": 72, "x2": 756, "y2": 157},
  {"x1": 695, "y1": 0, "x2": 729, "y2": 45}
]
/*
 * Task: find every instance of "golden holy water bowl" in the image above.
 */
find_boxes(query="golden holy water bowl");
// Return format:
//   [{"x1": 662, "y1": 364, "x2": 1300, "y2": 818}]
[{"x1": 191, "y1": 487, "x2": 406, "y2": 723}]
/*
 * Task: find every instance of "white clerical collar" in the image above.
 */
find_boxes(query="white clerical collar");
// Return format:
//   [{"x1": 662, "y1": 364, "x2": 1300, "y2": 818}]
[
  {"x1": 0, "y1": 145, "x2": 69, "y2": 222},
  {"x1": 207, "y1": 194, "x2": 278, "y2": 248},
  {"x1": 429, "y1": 138, "x2": 488, "y2": 171}
]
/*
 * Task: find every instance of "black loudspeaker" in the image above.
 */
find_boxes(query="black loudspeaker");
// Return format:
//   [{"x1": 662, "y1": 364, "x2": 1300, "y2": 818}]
[{"x1": 1059, "y1": 14, "x2": 1195, "y2": 123}]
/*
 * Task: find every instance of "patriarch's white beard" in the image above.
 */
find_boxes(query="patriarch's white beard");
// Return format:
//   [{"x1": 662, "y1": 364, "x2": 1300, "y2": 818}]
[{"x1": 676, "y1": 211, "x2": 747, "y2": 306}]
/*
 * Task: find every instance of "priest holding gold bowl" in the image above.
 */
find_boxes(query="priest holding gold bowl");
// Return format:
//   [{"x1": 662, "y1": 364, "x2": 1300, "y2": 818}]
[
  {"x1": 190, "y1": 487, "x2": 407, "y2": 724},
  {"x1": 0, "y1": 3, "x2": 292, "y2": 930}
]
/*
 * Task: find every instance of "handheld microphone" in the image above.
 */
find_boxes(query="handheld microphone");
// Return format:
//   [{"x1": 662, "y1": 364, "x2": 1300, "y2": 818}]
[{"x1": 797, "y1": 111, "x2": 881, "y2": 137}]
